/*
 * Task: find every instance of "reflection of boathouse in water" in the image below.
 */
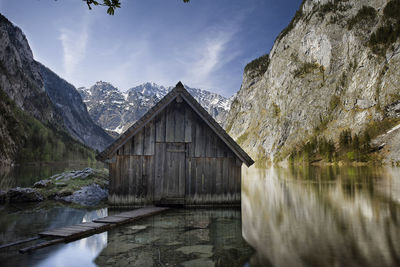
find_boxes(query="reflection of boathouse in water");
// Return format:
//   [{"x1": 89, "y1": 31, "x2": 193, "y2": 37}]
[{"x1": 97, "y1": 82, "x2": 254, "y2": 206}]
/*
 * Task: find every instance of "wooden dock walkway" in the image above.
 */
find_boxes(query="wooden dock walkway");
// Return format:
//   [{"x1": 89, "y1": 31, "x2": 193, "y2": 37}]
[{"x1": 14, "y1": 206, "x2": 169, "y2": 253}]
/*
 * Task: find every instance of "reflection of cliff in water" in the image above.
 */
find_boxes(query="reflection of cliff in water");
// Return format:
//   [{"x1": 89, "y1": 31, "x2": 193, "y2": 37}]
[
  {"x1": 242, "y1": 166, "x2": 400, "y2": 267},
  {"x1": 95, "y1": 209, "x2": 253, "y2": 266}
]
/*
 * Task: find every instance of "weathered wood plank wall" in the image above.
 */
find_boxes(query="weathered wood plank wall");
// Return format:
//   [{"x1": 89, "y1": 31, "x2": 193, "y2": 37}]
[{"x1": 108, "y1": 100, "x2": 241, "y2": 206}]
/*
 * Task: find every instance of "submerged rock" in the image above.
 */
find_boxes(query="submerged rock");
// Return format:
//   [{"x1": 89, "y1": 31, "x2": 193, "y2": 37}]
[
  {"x1": 61, "y1": 184, "x2": 108, "y2": 206},
  {"x1": 6, "y1": 187, "x2": 43, "y2": 203}
]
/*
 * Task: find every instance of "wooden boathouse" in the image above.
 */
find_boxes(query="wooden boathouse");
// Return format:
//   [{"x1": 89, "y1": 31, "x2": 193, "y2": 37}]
[{"x1": 97, "y1": 82, "x2": 254, "y2": 206}]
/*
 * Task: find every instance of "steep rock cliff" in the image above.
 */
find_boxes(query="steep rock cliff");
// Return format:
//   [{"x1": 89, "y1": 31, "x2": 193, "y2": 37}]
[
  {"x1": 226, "y1": 0, "x2": 400, "y2": 164},
  {"x1": 0, "y1": 13, "x2": 110, "y2": 162},
  {"x1": 0, "y1": 14, "x2": 59, "y2": 126},
  {"x1": 39, "y1": 64, "x2": 113, "y2": 151}
]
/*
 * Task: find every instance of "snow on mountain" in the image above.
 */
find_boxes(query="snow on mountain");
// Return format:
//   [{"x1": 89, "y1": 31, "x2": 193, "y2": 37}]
[{"x1": 78, "y1": 81, "x2": 232, "y2": 136}]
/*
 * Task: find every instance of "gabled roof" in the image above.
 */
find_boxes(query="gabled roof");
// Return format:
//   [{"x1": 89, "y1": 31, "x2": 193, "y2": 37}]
[{"x1": 97, "y1": 82, "x2": 254, "y2": 167}]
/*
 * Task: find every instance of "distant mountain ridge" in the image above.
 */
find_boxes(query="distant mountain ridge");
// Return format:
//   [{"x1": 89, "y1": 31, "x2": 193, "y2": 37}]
[{"x1": 78, "y1": 81, "x2": 232, "y2": 136}]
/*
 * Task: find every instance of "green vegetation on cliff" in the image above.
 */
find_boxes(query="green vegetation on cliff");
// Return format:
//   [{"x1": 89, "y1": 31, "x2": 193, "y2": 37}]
[
  {"x1": 244, "y1": 54, "x2": 270, "y2": 77},
  {"x1": 288, "y1": 118, "x2": 400, "y2": 165},
  {"x1": 347, "y1": 6, "x2": 377, "y2": 30},
  {"x1": 0, "y1": 88, "x2": 95, "y2": 163},
  {"x1": 369, "y1": 0, "x2": 400, "y2": 56}
]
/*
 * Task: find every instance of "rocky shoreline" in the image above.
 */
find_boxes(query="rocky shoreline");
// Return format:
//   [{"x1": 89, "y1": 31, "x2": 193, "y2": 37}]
[{"x1": 0, "y1": 168, "x2": 109, "y2": 206}]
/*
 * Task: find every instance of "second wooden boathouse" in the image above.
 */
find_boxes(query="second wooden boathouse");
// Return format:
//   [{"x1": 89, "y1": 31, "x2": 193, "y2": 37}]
[{"x1": 97, "y1": 82, "x2": 254, "y2": 206}]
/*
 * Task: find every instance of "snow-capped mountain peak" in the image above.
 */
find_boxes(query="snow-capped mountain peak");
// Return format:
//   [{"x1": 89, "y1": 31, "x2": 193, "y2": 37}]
[{"x1": 78, "y1": 81, "x2": 232, "y2": 137}]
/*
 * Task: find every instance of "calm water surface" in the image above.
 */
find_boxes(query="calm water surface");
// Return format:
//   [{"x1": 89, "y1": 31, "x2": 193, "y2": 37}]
[
  {"x1": 1, "y1": 164, "x2": 400, "y2": 266},
  {"x1": 242, "y1": 166, "x2": 400, "y2": 267}
]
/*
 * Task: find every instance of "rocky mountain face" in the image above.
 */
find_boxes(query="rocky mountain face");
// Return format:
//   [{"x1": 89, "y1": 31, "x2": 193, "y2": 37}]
[
  {"x1": 0, "y1": 13, "x2": 111, "y2": 163},
  {"x1": 39, "y1": 64, "x2": 113, "y2": 151},
  {"x1": 78, "y1": 82, "x2": 231, "y2": 136},
  {"x1": 0, "y1": 14, "x2": 59, "y2": 127},
  {"x1": 226, "y1": 0, "x2": 400, "y2": 164}
]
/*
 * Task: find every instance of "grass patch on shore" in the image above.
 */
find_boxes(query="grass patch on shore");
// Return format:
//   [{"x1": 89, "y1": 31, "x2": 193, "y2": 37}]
[{"x1": 35, "y1": 169, "x2": 108, "y2": 199}]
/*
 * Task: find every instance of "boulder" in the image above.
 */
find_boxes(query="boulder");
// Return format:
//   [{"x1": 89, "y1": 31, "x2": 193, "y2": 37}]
[
  {"x1": 7, "y1": 187, "x2": 43, "y2": 203},
  {"x1": 33, "y1": 179, "x2": 52, "y2": 188},
  {"x1": 61, "y1": 184, "x2": 108, "y2": 206},
  {"x1": 55, "y1": 168, "x2": 95, "y2": 181}
]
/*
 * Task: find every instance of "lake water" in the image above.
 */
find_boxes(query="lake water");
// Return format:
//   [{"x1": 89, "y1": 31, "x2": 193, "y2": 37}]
[
  {"x1": 242, "y1": 165, "x2": 400, "y2": 267},
  {"x1": 1, "y1": 164, "x2": 400, "y2": 266}
]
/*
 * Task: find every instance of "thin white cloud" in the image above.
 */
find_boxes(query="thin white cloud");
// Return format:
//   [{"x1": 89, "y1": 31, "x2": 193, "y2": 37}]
[
  {"x1": 59, "y1": 16, "x2": 90, "y2": 80},
  {"x1": 179, "y1": 18, "x2": 243, "y2": 95}
]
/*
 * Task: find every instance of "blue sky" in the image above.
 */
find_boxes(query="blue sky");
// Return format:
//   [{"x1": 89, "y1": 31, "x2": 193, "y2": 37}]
[{"x1": 0, "y1": 0, "x2": 302, "y2": 97}]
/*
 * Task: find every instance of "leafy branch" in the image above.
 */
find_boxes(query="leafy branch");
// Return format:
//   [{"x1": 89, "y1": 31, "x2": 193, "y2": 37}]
[{"x1": 84, "y1": 0, "x2": 191, "y2": 15}]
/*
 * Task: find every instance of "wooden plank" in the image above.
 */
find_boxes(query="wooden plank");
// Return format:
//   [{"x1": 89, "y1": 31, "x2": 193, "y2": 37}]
[
  {"x1": 216, "y1": 139, "x2": 223, "y2": 157},
  {"x1": 20, "y1": 207, "x2": 170, "y2": 254},
  {"x1": 205, "y1": 128, "x2": 213, "y2": 157},
  {"x1": 146, "y1": 156, "x2": 154, "y2": 203},
  {"x1": 196, "y1": 158, "x2": 203, "y2": 195},
  {"x1": 235, "y1": 160, "x2": 241, "y2": 194},
  {"x1": 123, "y1": 156, "x2": 130, "y2": 196},
  {"x1": 165, "y1": 143, "x2": 173, "y2": 196},
  {"x1": 155, "y1": 112, "x2": 166, "y2": 142},
  {"x1": 109, "y1": 162, "x2": 116, "y2": 196},
  {"x1": 178, "y1": 147, "x2": 185, "y2": 196},
  {"x1": 93, "y1": 215, "x2": 130, "y2": 224},
  {"x1": 165, "y1": 105, "x2": 175, "y2": 142},
  {"x1": 190, "y1": 157, "x2": 196, "y2": 197},
  {"x1": 75, "y1": 222, "x2": 109, "y2": 228},
  {"x1": 185, "y1": 156, "x2": 191, "y2": 199},
  {"x1": 20, "y1": 238, "x2": 66, "y2": 254},
  {"x1": 142, "y1": 156, "x2": 149, "y2": 199},
  {"x1": 135, "y1": 156, "x2": 143, "y2": 198},
  {"x1": 194, "y1": 120, "x2": 204, "y2": 157},
  {"x1": 190, "y1": 117, "x2": 197, "y2": 158},
  {"x1": 228, "y1": 158, "x2": 234, "y2": 194},
  {"x1": 211, "y1": 132, "x2": 218, "y2": 157},
  {"x1": 115, "y1": 156, "x2": 122, "y2": 194},
  {"x1": 203, "y1": 158, "x2": 209, "y2": 196},
  {"x1": 215, "y1": 158, "x2": 222, "y2": 194},
  {"x1": 154, "y1": 143, "x2": 166, "y2": 200},
  {"x1": 124, "y1": 139, "x2": 131, "y2": 155},
  {"x1": 142, "y1": 156, "x2": 148, "y2": 202},
  {"x1": 133, "y1": 130, "x2": 144, "y2": 155},
  {"x1": 128, "y1": 156, "x2": 135, "y2": 196},
  {"x1": 174, "y1": 104, "x2": 185, "y2": 142},
  {"x1": 150, "y1": 121, "x2": 156, "y2": 154},
  {"x1": 184, "y1": 104, "x2": 192, "y2": 142},
  {"x1": 143, "y1": 122, "x2": 155, "y2": 155},
  {"x1": 0, "y1": 236, "x2": 40, "y2": 250},
  {"x1": 222, "y1": 157, "x2": 229, "y2": 194},
  {"x1": 210, "y1": 159, "x2": 216, "y2": 195}
]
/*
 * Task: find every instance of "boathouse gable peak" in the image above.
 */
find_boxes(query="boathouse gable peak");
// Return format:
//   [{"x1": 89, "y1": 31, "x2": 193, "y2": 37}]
[{"x1": 97, "y1": 82, "x2": 254, "y2": 167}]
